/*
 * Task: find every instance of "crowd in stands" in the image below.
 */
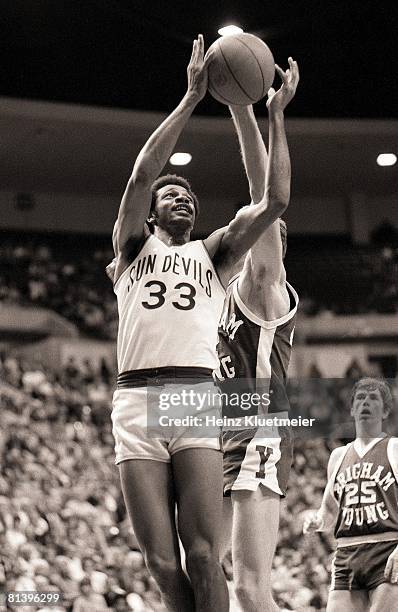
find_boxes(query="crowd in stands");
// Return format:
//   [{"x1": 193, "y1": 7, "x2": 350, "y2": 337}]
[
  {"x1": 0, "y1": 237, "x2": 117, "y2": 339},
  {"x1": 1, "y1": 351, "x2": 397, "y2": 611},
  {"x1": 0, "y1": 353, "x2": 164, "y2": 612},
  {"x1": 0, "y1": 229, "x2": 398, "y2": 340},
  {"x1": 285, "y1": 242, "x2": 398, "y2": 316}
]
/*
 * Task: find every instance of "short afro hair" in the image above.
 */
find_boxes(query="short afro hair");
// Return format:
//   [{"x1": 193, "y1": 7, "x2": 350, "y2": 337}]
[
  {"x1": 150, "y1": 174, "x2": 199, "y2": 217},
  {"x1": 350, "y1": 377, "x2": 393, "y2": 415}
]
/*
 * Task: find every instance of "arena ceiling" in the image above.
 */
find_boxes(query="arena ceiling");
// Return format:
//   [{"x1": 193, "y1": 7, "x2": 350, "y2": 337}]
[
  {"x1": 0, "y1": 1, "x2": 397, "y2": 205},
  {"x1": 1, "y1": 97, "x2": 397, "y2": 201},
  {"x1": 1, "y1": 1, "x2": 397, "y2": 119}
]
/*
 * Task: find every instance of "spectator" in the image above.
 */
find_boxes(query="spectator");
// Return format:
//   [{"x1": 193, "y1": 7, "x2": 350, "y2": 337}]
[{"x1": 72, "y1": 575, "x2": 109, "y2": 611}]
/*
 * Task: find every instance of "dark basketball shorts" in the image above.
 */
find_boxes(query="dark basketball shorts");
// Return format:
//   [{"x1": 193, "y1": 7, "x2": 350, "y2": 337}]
[
  {"x1": 222, "y1": 423, "x2": 293, "y2": 497},
  {"x1": 331, "y1": 539, "x2": 398, "y2": 591}
]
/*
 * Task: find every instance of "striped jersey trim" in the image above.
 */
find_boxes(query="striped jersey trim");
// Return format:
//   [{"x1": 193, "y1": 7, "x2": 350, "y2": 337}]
[
  {"x1": 337, "y1": 531, "x2": 398, "y2": 548},
  {"x1": 233, "y1": 280, "x2": 298, "y2": 329}
]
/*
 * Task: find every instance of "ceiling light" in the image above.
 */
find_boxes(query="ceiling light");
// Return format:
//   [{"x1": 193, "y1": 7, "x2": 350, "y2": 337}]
[
  {"x1": 377, "y1": 153, "x2": 397, "y2": 167},
  {"x1": 170, "y1": 152, "x2": 192, "y2": 166},
  {"x1": 218, "y1": 25, "x2": 243, "y2": 37}
]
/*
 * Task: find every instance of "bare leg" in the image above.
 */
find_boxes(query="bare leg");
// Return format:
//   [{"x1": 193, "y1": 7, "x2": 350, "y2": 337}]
[
  {"x1": 172, "y1": 448, "x2": 229, "y2": 612},
  {"x1": 369, "y1": 582, "x2": 398, "y2": 611},
  {"x1": 221, "y1": 496, "x2": 233, "y2": 560},
  {"x1": 326, "y1": 589, "x2": 368, "y2": 612},
  {"x1": 119, "y1": 459, "x2": 194, "y2": 611},
  {"x1": 231, "y1": 486, "x2": 280, "y2": 612}
]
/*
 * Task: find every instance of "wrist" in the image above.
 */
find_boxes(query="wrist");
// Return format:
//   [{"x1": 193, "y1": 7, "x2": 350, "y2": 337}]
[
  {"x1": 268, "y1": 108, "x2": 285, "y2": 122},
  {"x1": 184, "y1": 90, "x2": 202, "y2": 106},
  {"x1": 229, "y1": 104, "x2": 253, "y2": 117}
]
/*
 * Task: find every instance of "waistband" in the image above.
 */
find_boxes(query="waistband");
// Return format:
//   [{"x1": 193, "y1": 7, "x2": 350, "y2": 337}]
[
  {"x1": 117, "y1": 366, "x2": 214, "y2": 389},
  {"x1": 337, "y1": 531, "x2": 398, "y2": 548}
]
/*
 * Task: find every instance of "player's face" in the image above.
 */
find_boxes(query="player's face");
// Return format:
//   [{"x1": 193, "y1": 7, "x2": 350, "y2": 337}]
[
  {"x1": 154, "y1": 184, "x2": 196, "y2": 231},
  {"x1": 351, "y1": 387, "x2": 387, "y2": 423}
]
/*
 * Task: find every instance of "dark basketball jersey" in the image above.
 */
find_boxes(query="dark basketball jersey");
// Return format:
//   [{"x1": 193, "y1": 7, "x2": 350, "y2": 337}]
[
  {"x1": 215, "y1": 277, "x2": 298, "y2": 418},
  {"x1": 334, "y1": 436, "x2": 398, "y2": 539}
]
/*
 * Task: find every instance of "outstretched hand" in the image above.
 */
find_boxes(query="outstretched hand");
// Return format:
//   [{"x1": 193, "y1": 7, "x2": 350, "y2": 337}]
[
  {"x1": 187, "y1": 34, "x2": 209, "y2": 102},
  {"x1": 267, "y1": 57, "x2": 300, "y2": 113},
  {"x1": 302, "y1": 510, "x2": 323, "y2": 534}
]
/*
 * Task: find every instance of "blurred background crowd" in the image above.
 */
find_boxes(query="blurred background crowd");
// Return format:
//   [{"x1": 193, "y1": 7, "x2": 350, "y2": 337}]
[{"x1": 1, "y1": 348, "x2": 397, "y2": 611}]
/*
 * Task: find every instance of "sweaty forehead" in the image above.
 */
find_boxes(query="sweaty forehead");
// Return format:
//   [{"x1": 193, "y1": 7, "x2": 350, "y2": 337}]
[{"x1": 157, "y1": 184, "x2": 191, "y2": 198}]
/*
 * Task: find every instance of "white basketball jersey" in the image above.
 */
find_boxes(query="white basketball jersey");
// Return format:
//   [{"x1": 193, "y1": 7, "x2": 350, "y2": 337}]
[{"x1": 114, "y1": 235, "x2": 225, "y2": 372}]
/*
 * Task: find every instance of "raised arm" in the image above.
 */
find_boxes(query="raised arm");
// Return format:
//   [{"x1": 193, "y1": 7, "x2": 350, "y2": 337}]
[
  {"x1": 238, "y1": 59, "x2": 299, "y2": 319},
  {"x1": 229, "y1": 105, "x2": 267, "y2": 204},
  {"x1": 115, "y1": 35, "x2": 208, "y2": 271},
  {"x1": 206, "y1": 59, "x2": 299, "y2": 290}
]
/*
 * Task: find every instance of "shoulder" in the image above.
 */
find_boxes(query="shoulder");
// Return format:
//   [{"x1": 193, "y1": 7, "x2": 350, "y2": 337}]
[
  {"x1": 233, "y1": 276, "x2": 297, "y2": 329},
  {"x1": 387, "y1": 437, "x2": 398, "y2": 457},
  {"x1": 386, "y1": 437, "x2": 398, "y2": 482},
  {"x1": 203, "y1": 226, "x2": 228, "y2": 259},
  {"x1": 113, "y1": 232, "x2": 153, "y2": 285},
  {"x1": 328, "y1": 445, "x2": 347, "y2": 478}
]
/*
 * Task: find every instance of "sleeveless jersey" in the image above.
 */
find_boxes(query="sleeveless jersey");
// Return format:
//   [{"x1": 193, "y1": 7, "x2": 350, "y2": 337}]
[
  {"x1": 215, "y1": 277, "x2": 298, "y2": 418},
  {"x1": 333, "y1": 436, "x2": 398, "y2": 539},
  {"x1": 114, "y1": 235, "x2": 225, "y2": 372}
]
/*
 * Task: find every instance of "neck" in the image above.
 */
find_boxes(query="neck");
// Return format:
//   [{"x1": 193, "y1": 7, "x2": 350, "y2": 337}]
[
  {"x1": 355, "y1": 422, "x2": 384, "y2": 440},
  {"x1": 154, "y1": 226, "x2": 191, "y2": 246}
]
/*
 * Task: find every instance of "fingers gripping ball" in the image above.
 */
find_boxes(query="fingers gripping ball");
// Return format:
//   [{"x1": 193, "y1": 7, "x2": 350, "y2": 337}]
[{"x1": 205, "y1": 33, "x2": 275, "y2": 106}]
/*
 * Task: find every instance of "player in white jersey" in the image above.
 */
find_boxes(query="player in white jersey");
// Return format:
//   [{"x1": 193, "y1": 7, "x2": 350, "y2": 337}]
[
  {"x1": 304, "y1": 378, "x2": 398, "y2": 611},
  {"x1": 110, "y1": 35, "x2": 294, "y2": 612},
  {"x1": 215, "y1": 58, "x2": 299, "y2": 612}
]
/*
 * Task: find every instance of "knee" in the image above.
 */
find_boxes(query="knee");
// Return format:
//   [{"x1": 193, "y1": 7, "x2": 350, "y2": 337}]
[
  {"x1": 235, "y1": 573, "x2": 275, "y2": 611},
  {"x1": 186, "y1": 542, "x2": 221, "y2": 578},
  {"x1": 145, "y1": 552, "x2": 181, "y2": 588},
  {"x1": 235, "y1": 580, "x2": 256, "y2": 609}
]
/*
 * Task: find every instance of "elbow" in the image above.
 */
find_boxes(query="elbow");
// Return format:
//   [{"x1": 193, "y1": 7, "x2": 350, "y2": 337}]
[
  {"x1": 130, "y1": 152, "x2": 157, "y2": 187},
  {"x1": 255, "y1": 196, "x2": 288, "y2": 231},
  {"x1": 130, "y1": 166, "x2": 151, "y2": 188},
  {"x1": 250, "y1": 187, "x2": 265, "y2": 205},
  {"x1": 269, "y1": 197, "x2": 289, "y2": 218},
  {"x1": 121, "y1": 167, "x2": 152, "y2": 205}
]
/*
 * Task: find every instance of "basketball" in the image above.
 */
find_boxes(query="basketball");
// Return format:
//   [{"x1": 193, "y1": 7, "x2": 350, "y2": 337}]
[{"x1": 205, "y1": 33, "x2": 275, "y2": 106}]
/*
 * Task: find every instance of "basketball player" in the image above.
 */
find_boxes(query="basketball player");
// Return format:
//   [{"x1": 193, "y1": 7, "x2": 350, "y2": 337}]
[
  {"x1": 216, "y1": 58, "x2": 300, "y2": 612},
  {"x1": 111, "y1": 35, "x2": 292, "y2": 612},
  {"x1": 303, "y1": 378, "x2": 398, "y2": 611}
]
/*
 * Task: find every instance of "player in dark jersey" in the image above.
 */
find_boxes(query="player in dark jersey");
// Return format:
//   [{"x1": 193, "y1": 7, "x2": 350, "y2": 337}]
[
  {"x1": 215, "y1": 58, "x2": 300, "y2": 612},
  {"x1": 304, "y1": 378, "x2": 398, "y2": 611}
]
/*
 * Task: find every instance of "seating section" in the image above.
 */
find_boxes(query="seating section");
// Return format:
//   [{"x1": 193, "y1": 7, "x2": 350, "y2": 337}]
[{"x1": 2, "y1": 353, "x2": 396, "y2": 610}]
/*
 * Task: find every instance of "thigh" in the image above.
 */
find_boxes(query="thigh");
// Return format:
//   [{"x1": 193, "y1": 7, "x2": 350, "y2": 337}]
[
  {"x1": 220, "y1": 496, "x2": 233, "y2": 561},
  {"x1": 119, "y1": 459, "x2": 180, "y2": 561},
  {"x1": 172, "y1": 448, "x2": 224, "y2": 552},
  {"x1": 369, "y1": 582, "x2": 398, "y2": 611},
  {"x1": 326, "y1": 589, "x2": 368, "y2": 612},
  {"x1": 231, "y1": 485, "x2": 280, "y2": 583}
]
